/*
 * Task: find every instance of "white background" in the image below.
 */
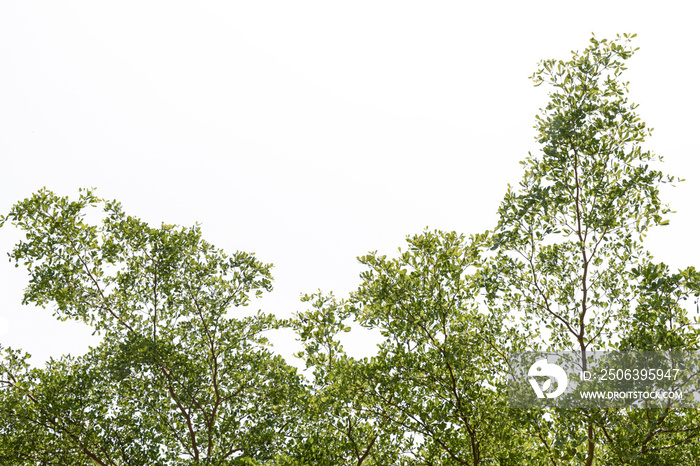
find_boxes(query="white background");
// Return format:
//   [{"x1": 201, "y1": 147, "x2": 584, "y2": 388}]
[{"x1": 1, "y1": 2, "x2": 698, "y2": 366}]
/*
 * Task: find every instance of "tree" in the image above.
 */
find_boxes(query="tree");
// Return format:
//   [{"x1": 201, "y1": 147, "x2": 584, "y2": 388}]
[
  {"x1": 0, "y1": 189, "x2": 302, "y2": 465},
  {"x1": 491, "y1": 33, "x2": 700, "y2": 464},
  {"x1": 348, "y1": 230, "x2": 533, "y2": 464}
]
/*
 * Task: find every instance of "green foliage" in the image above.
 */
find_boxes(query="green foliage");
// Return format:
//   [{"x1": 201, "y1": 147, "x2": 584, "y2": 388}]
[
  {"x1": 0, "y1": 189, "x2": 302, "y2": 465},
  {"x1": 2, "y1": 34, "x2": 699, "y2": 464},
  {"x1": 350, "y1": 231, "x2": 533, "y2": 464},
  {"x1": 495, "y1": 33, "x2": 676, "y2": 353},
  {"x1": 289, "y1": 33, "x2": 700, "y2": 464},
  {"x1": 490, "y1": 33, "x2": 700, "y2": 464},
  {"x1": 287, "y1": 292, "x2": 412, "y2": 465}
]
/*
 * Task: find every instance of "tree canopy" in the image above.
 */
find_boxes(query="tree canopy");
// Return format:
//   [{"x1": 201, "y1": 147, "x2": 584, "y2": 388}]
[{"x1": 2, "y1": 33, "x2": 699, "y2": 465}]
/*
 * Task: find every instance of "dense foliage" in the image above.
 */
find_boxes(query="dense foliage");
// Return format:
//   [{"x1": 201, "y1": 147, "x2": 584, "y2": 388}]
[{"x1": 2, "y1": 34, "x2": 699, "y2": 464}]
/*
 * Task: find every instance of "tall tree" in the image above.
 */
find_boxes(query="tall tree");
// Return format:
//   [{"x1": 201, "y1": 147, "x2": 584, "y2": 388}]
[
  {"x1": 0, "y1": 189, "x2": 302, "y2": 465},
  {"x1": 491, "y1": 33, "x2": 700, "y2": 464}
]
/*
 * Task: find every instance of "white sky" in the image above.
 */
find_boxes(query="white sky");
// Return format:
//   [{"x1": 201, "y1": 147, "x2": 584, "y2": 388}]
[{"x1": 1, "y1": 2, "x2": 699, "y2": 366}]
